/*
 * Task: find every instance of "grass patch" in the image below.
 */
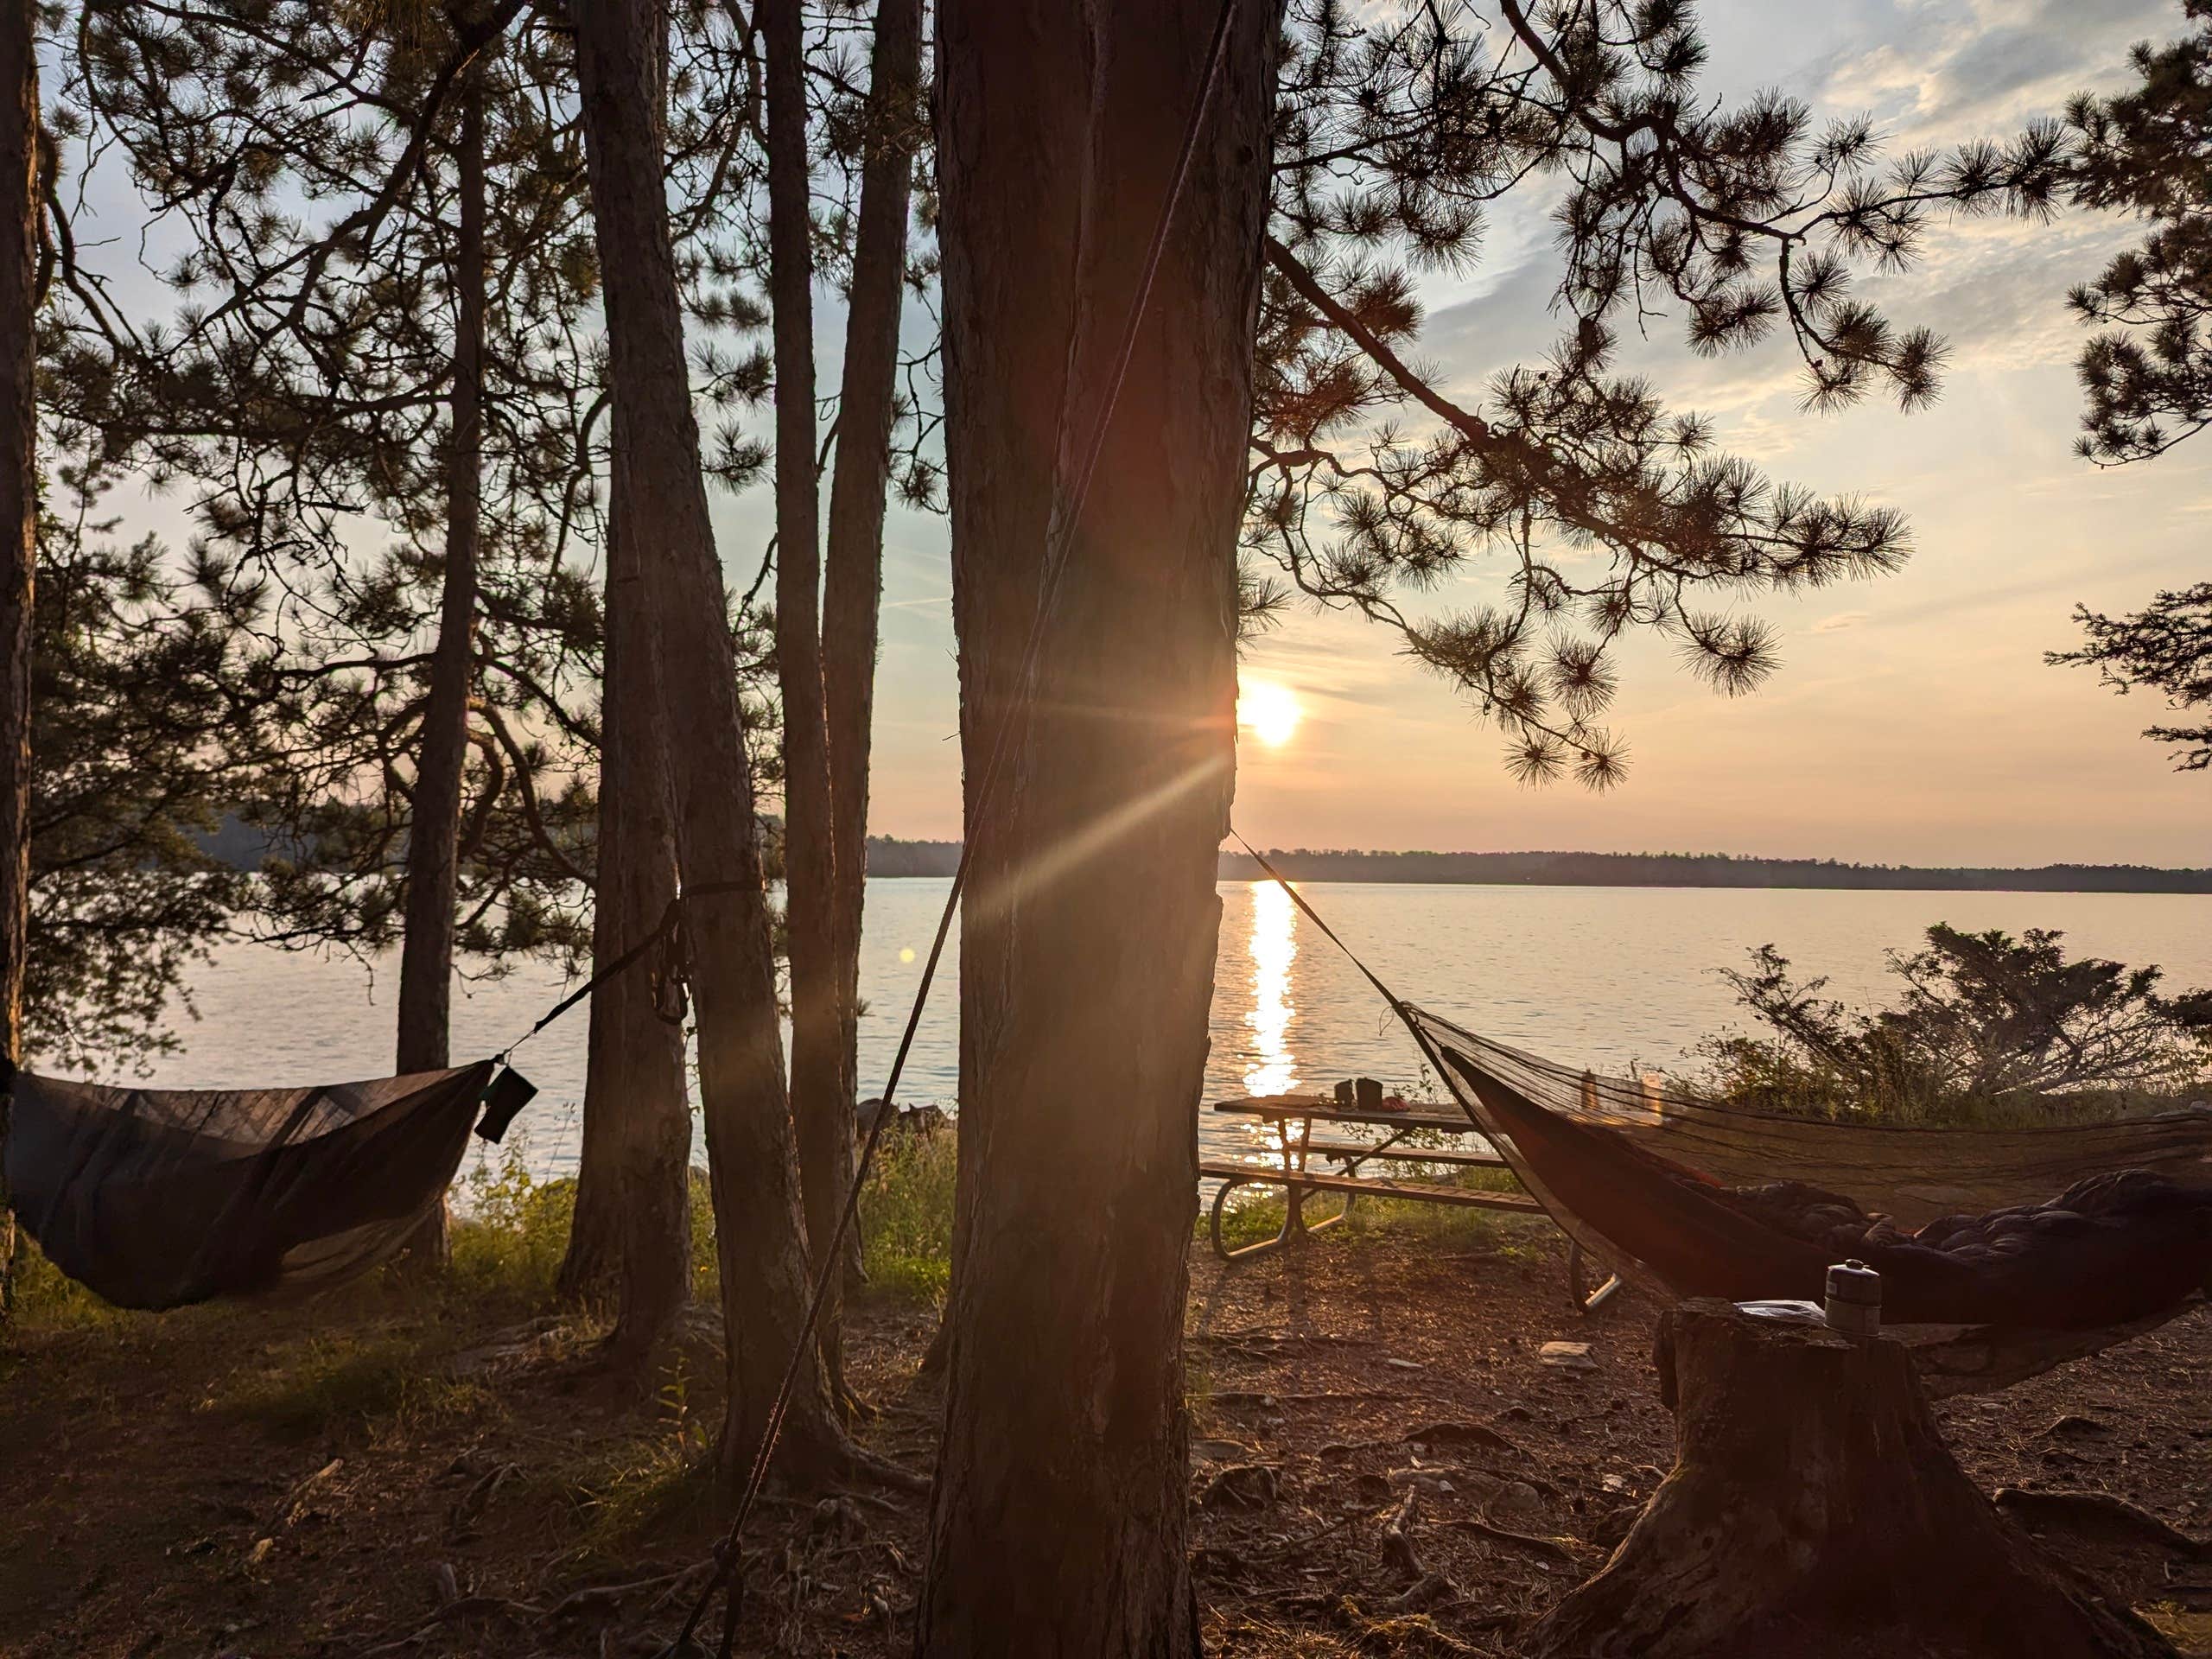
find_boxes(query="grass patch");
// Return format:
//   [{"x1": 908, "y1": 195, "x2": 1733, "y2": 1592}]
[
  {"x1": 1344, "y1": 1161, "x2": 1538, "y2": 1250},
  {"x1": 450, "y1": 1136, "x2": 580, "y2": 1303},
  {"x1": 547, "y1": 1328, "x2": 724, "y2": 1560},
  {"x1": 688, "y1": 1167, "x2": 721, "y2": 1304},
  {"x1": 4, "y1": 1234, "x2": 143, "y2": 1334},
  {"x1": 1344, "y1": 1195, "x2": 1537, "y2": 1252},
  {"x1": 216, "y1": 1328, "x2": 494, "y2": 1444},
  {"x1": 1204, "y1": 1160, "x2": 1544, "y2": 1254},
  {"x1": 858, "y1": 1128, "x2": 956, "y2": 1305},
  {"x1": 1208, "y1": 1187, "x2": 1290, "y2": 1251},
  {"x1": 563, "y1": 1420, "x2": 721, "y2": 1556}
]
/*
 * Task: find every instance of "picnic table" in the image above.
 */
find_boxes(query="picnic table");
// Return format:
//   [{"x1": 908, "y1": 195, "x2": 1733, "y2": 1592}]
[{"x1": 1199, "y1": 1094, "x2": 1622, "y2": 1313}]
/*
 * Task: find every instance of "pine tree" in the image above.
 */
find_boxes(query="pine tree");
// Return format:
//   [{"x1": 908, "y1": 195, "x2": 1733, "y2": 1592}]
[
  {"x1": 0, "y1": 0, "x2": 39, "y2": 1319},
  {"x1": 55, "y1": 0, "x2": 612, "y2": 1033},
  {"x1": 2048, "y1": 2, "x2": 2212, "y2": 772},
  {"x1": 547, "y1": 2, "x2": 794, "y2": 1357},
  {"x1": 730, "y1": 0, "x2": 934, "y2": 1403},
  {"x1": 2049, "y1": 582, "x2": 2212, "y2": 772},
  {"x1": 2066, "y1": 0, "x2": 2212, "y2": 465},
  {"x1": 1253, "y1": 0, "x2": 2063, "y2": 782},
  {"x1": 918, "y1": 3, "x2": 2069, "y2": 1647},
  {"x1": 54, "y1": 0, "x2": 626, "y2": 1262},
  {"x1": 22, "y1": 455, "x2": 261, "y2": 1074},
  {"x1": 819, "y1": 0, "x2": 928, "y2": 1326},
  {"x1": 917, "y1": 0, "x2": 1278, "y2": 1649},
  {"x1": 569, "y1": 0, "x2": 876, "y2": 1490},
  {"x1": 760, "y1": 0, "x2": 853, "y2": 1409}
]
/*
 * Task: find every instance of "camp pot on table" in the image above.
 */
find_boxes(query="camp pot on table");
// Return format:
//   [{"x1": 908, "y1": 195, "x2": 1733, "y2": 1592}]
[{"x1": 1824, "y1": 1259, "x2": 1882, "y2": 1337}]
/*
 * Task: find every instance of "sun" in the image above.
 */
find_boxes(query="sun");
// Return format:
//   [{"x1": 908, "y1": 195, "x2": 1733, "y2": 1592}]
[{"x1": 1238, "y1": 679, "x2": 1303, "y2": 748}]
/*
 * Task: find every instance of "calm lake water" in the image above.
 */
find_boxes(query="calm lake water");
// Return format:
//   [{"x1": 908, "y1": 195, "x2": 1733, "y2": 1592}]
[{"x1": 91, "y1": 880, "x2": 2212, "y2": 1184}]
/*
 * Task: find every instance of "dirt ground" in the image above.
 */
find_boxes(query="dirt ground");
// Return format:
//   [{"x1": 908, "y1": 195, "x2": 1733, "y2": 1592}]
[{"x1": 5, "y1": 1221, "x2": 2210, "y2": 1657}]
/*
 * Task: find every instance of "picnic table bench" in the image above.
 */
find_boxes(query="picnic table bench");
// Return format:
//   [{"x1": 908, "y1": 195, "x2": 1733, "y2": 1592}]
[{"x1": 1199, "y1": 1094, "x2": 1622, "y2": 1313}]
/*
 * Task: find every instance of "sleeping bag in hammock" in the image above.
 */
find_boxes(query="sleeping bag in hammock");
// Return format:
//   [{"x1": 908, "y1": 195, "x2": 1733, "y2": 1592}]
[
  {"x1": 1400, "y1": 1007, "x2": 2212, "y2": 1331},
  {"x1": 3, "y1": 1061, "x2": 494, "y2": 1310}
]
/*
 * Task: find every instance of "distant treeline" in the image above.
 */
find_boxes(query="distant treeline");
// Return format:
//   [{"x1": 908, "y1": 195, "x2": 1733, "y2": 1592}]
[
  {"x1": 867, "y1": 838, "x2": 2212, "y2": 893},
  {"x1": 202, "y1": 824, "x2": 2210, "y2": 893}
]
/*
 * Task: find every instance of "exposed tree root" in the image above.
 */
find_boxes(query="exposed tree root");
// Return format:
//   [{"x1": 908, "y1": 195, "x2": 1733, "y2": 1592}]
[{"x1": 1997, "y1": 1487, "x2": 2210, "y2": 1560}]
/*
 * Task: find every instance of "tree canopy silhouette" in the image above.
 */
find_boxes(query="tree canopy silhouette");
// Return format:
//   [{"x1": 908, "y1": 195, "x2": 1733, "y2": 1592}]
[
  {"x1": 2066, "y1": 0, "x2": 2212, "y2": 466},
  {"x1": 1254, "y1": 0, "x2": 2066, "y2": 784},
  {"x1": 2050, "y1": 3, "x2": 2211, "y2": 774}
]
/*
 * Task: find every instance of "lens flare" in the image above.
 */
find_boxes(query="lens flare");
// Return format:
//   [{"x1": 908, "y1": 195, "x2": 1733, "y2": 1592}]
[{"x1": 1238, "y1": 679, "x2": 1302, "y2": 748}]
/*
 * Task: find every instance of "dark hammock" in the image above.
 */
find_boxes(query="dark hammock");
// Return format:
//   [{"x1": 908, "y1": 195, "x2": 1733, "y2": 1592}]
[
  {"x1": 3, "y1": 1063, "x2": 495, "y2": 1310},
  {"x1": 1403, "y1": 1007, "x2": 2212, "y2": 1332}
]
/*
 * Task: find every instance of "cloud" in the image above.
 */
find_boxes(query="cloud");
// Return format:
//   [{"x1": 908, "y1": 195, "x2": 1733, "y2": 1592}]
[
  {"x1": 1813, "y1": 610, "x2": 1872, "y2": 633},
  {"x1": 1814, "y1": 0, "x2": 2173, "y2": 137}
]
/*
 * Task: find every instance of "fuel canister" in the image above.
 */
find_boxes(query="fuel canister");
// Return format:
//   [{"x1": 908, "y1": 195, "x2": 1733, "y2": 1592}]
[{"x1": 1824, "y1": 1259, "x2": 1882, "y2": 1338}]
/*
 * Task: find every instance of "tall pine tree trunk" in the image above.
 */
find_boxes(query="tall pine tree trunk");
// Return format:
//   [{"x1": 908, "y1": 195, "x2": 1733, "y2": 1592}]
[
  {"x1": 0, "y1": 0, "x2": 36, "y2": 1322},
  {"x1": 391, "y1": 62, "x2": 487, "y2": 1270},
  {"x1": 570, "y1": 0, "x2": 852, "y2": 1484},
  {"x1": 821, "y1": 0, "x2": 921, "y2": 1297},
  {"x1": 557, "y1": 409, "x2": 691, "y2": 1361},
  {"x1": 763, "y1": 0, "x2": 849, "y2": 1405},
  {"x1": 916, "y1": 3, "x2": 1276, "y2": 1652}
]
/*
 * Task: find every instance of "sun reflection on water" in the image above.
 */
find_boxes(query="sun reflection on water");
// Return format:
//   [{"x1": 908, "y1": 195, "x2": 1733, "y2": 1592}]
[{"x1": 1243, "y1": 880, "x2": 1299, "y2": 1096}]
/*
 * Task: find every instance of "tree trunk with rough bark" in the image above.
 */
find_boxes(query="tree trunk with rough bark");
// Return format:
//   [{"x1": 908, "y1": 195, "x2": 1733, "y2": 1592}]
[
  {"x1": 569, "y1": 0, "x2": 851, "y2": 1484},
  {"x1": 556, "y1": 409, "x2": 691, "y2": 1363},
  {"x1": 1526, "y1": 1301, "x2": 2177, "y2": 1659},
  {"x1": 391, "y1": 63, "x2": 487, "y2": 1272},
  {"x1": 822, "y1": 0, "x2": 920, "y2": 1300},
  {"x1": 915, "y1": 3, "x2": 1276, "y2": 1653},
  {"x1": 0, "y1": 0, "x2": 36, "y2": 1322},
  {"x1": 763, "y1": 0, "x2": 850, "y2": 1408}
]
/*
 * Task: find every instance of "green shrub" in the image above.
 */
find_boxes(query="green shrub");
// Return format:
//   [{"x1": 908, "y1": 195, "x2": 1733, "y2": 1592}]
[
  {"x1": 687, "y1": 1166, "x2": 720, "y2": 1304},
  {"x1": 858, "y1": 1128, "x2": 956, "y2": 1304},
  {"x1": 4, "y1": 1235, "x2": 137, "y2": 1333},
  {"x1": 1697, "y1": 927, "x2": 2212, "y2": 1125},
  {"x1": 449, "y1": 1135, "x2": 578, "y2": 1303}
]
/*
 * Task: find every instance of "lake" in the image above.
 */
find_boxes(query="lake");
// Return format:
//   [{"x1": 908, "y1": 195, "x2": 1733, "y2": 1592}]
[{"x1": 92, "y1": 880, "x2": 2212, "y2": 1184}]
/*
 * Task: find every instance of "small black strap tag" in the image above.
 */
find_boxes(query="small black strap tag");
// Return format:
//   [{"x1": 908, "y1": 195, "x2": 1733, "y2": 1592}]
[{"x1": 475, "y1": 1066, "x2": 539, "y2": 1144}]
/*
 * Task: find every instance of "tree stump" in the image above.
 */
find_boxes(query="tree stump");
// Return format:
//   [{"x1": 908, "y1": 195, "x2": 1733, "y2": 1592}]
[{"x1": 1524, "y1": 1300, "x2": 2176, "y2": 1659}]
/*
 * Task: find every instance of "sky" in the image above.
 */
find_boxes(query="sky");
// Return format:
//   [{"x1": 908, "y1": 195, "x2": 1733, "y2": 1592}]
[
  {"x1": 847, "y1": 0, "x2": 2212, "y2": 868},
  {"x1": 54, "y1": 1, "x2": 2212, "y2": 870}
]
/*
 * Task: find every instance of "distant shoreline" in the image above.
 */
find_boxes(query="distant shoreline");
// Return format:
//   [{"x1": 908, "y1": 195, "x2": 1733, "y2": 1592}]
[{"x1": 866, "y1": 837, "x2": 2212, "y2": 893}]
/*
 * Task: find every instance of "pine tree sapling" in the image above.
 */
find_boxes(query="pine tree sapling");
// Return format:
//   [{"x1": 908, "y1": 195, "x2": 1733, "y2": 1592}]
[{"x1": 1700, "y1": 926, "x2": 2212, "y2": 1120}]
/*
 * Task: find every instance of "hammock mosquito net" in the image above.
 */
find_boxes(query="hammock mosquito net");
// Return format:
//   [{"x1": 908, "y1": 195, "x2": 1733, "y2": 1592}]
[
  {"x1": 4, "y1": 1062, "x2": 495, "y2": 1310},
  {"x1": 1404, "y1": 1006, "x2": 2212, "y2": 1332}
]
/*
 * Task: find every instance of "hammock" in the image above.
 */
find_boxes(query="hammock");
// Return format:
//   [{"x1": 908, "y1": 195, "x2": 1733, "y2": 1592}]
[
  {"x1": 3, "y1": 1062, "x2": 498, "y2": 1310},
  {"x1": 1403, "y1": 1006, "x2": 2212, "y2": 1349}
]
